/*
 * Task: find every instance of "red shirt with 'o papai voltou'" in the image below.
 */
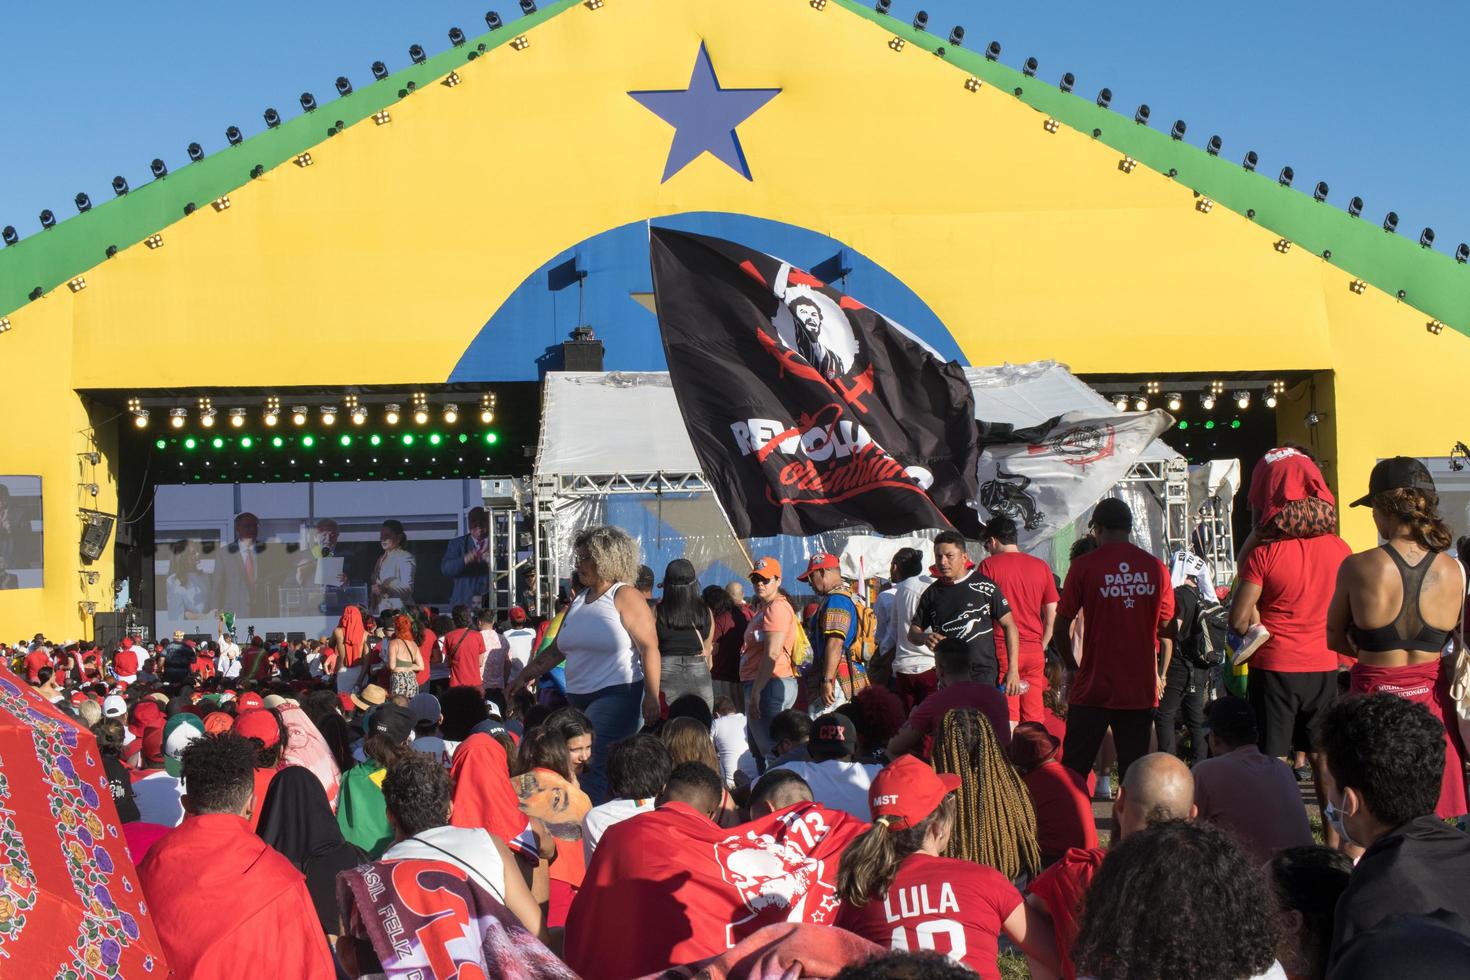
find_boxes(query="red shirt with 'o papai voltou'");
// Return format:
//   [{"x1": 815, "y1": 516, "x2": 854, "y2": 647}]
[
  {"x1": 1057, "y1": 542, "x2": 1174, "y2": 709},
  {"x1": 835, "y1": 852, "x2": 1022, "y2": 980}
]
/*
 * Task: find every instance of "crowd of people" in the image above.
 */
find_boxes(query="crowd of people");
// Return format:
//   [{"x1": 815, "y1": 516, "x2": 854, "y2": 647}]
[{"x1": 9, "y1": 447, "x2": 1470, "y2": 978}]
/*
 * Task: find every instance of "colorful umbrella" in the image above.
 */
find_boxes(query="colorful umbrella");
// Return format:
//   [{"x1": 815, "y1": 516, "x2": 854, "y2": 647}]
[{"x1": 0, "y1": 666, "x2": 168, "y2": 978}]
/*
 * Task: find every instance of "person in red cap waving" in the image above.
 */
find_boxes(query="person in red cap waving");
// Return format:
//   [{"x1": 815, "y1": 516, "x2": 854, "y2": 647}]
[{"x1": 834, "y1": 756, "x2": 1060, "y2": 979}]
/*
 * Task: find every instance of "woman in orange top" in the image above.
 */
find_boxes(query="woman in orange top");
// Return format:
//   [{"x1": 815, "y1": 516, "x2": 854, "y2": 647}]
[{"x1": 740, "y1": 556, "x2": 799, "y2": 767}]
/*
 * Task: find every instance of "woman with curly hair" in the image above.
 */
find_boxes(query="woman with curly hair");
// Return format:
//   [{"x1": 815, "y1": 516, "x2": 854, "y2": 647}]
[
  {"x1": 835, "y1": 755, "x2": 1059, "y2": 979},
  {"x1": 509, "y1": 525, "x2": 662, "y2": 803},
  {"x1": 1073, "y1": 819, "x2": 1281, "y2": 980},
  {"x1": 1326, "y1": 457, "x2": 1467, "y2": 820}
]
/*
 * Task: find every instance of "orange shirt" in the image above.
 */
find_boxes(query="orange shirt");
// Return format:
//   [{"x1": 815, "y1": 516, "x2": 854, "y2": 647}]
[{"x1": 739, "y1": 597, "x2": 797, "y2": 682}]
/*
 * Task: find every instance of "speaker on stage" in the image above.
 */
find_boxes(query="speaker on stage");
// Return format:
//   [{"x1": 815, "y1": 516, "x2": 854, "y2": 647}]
[
  {"x1": 80, "y1": 510, "x2": 116, "y2": 563},
  {"x1": 562, "y1": 326, "x2": 604, "y2": 371},
  {"x1": 93, "y1": 611, "x2": 125, "y2": 650}
]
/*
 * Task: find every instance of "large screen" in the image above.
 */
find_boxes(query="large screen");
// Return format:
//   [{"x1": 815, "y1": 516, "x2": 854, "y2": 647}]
[
  {"x1": 0, "y1": 476, "x2": 43, "y2": 590},
  {"x1": 153, "y1": 480, "x2": 500, "y2": 641}
]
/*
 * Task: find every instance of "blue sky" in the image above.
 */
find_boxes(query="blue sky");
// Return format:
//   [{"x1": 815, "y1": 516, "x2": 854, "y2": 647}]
[{"x1": 1, "y1": 1, "x2": 1466, "y2": 250}]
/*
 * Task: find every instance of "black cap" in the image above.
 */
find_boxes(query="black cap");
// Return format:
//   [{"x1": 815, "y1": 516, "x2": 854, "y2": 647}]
[
  {"x1": 369, "y1": 703, "x2": 414, "y2": 743},
  {"x1": 1090, "y1": 497, "x2": 1133, "y2": 531},
  {"x1": 659, "y1": 558, "x2": 698, "y2": 589},
  {"x1": 1350, "y1": 456, "x2": 1436, "y2": 508},
  {"x1": 809, "y1": 713, "x2": 857, "y2": 759}
]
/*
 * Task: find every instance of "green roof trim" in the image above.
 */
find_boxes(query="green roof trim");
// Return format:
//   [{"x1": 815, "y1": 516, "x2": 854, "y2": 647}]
[
  {"x1": 4, "y1": 0, "x2": 1465, "y2": 336},
  {"x1": 833, "y1": 0, "x2": 1469, "y2": 336},
  {"x1": 0, "y1": 0, "x2": 580, "y2": 318}
]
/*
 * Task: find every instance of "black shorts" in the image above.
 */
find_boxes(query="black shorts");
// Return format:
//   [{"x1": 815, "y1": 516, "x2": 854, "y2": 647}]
[{"x1": 1248, "y1": 667, "x2": 1337, "y2": 757}]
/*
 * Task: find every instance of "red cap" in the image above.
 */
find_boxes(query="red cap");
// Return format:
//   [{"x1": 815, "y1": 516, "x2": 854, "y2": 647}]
[
  {"x1": 121, "y1": 637, "x2": 133, "y2": 650},
  {"x1": 69, "y1": 691, "x2": 88, "y2": 706},
  {"x1": 868, "y1": 755, "x2": 962, "y2": 830},
  {"x1": 202, "y1": 711, "x2": 234, "y2": 735},
  {"x1": 234, "y1": 708, "x2": 280, "y2": 747},
  {"x1": 131, "y1": 700, "x2": 164, "y2": 730},
  {"x1": 141, "y1": 727, "x2": 165, "y2": 764},
  {"x1": 236, "y1": 691, "x2": 265, "y2": 712},
  {"x1": 509, "y1": 606, "x2": 528, "y2": 624},
  {"x1": 749, "y1": 556, "x2": 782, "y2": 581},
  {"x1": 797, "y1": 553, "x2": 840, "y2": 582}
]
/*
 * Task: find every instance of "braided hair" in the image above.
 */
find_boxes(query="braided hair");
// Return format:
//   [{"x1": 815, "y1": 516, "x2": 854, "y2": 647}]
[{"x1": 932, "y1": 708, "x2": 1040, "y2": 879}]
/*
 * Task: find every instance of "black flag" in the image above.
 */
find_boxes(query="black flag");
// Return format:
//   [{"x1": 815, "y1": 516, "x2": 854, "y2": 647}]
[{"x1": 649, "y1": 227, "x2": 981, "y2": 538}]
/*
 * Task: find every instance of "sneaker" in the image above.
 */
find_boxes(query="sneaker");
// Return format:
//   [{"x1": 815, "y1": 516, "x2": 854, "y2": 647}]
[{"x1": 1227, "y1": 625, "x2": 1271, "y2": 665}]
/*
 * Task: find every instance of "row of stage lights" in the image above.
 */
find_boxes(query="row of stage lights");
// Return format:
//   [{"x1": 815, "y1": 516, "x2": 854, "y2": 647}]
[
  {"x1": 126, "y1": 393, "x2": 496, "y2": 430},
  {"x1": 155, "y1": 431, "x2": 499, "y2": 452},
  {"x1": 1110, "y1": 381, "x2": 1287, "y2": 413}
]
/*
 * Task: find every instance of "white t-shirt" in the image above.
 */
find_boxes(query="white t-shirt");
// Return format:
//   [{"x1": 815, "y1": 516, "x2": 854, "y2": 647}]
[
  {"x1": 558, "y1": 584, "x2": 643, "y2": 695},
  {"x1": 890, "y1": 574, "x2": 936, "y2": 674},
  {"x1": 504, "y1": 628, "x2": 536, "y2": 677},
  {"x1": 383, "y1": 826, "x2": 505, "y2": 901},
  {"x1": 218, "y1": 640, "x2": 242, "y2": 679},
  {"x1": 133, "y1": 770, "x2": 186, "y2": 827},
  {"x1": 712, "y1": 713, "x2": 758, "y2": 788},
  {"x1": 772, "y1": 760, "x2": 882, "y2": 820},
  {"x1": 582, "y1": 797, "x2": 656, "y2": 862}
]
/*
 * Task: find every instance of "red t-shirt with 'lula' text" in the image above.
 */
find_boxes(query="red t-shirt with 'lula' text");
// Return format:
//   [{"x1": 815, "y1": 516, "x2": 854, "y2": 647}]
[
  {"x1": 1239, "y1": 535, "x2": 1351, "y2": 672},
  {"x1": 1057, "y1": 542, "x2": 1174, "y2": 709}
]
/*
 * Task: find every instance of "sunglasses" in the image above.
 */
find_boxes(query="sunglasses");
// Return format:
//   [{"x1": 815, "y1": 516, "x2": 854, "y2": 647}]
[{"x1": 749, "y1": 575, "x2": 772, "y2": 585}]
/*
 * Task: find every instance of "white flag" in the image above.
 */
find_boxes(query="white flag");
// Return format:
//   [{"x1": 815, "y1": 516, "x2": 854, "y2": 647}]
[{"x1": 974, "y1": 410, "x2": 1173, "y2": 550}]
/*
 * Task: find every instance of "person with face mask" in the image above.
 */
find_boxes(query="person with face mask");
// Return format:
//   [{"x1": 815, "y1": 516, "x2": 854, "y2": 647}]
[
  {"x1": 370, "y1": 519, "x2": 416, "y2": 616},
  {"x1": 1317, "y1": 692, "x2": 1470, "y2": 968}
]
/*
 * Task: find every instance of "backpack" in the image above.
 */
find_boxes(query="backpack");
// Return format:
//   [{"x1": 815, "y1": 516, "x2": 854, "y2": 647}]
[
  {"x1": 1183, "y1": 595, "x2": 1230, "y2": 669},
  {"x1": 851, "y1": 597, "x2": 878, "y2": 664}
]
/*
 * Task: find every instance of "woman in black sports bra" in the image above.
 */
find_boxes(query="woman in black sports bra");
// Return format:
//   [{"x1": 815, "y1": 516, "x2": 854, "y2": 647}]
[{"x1": 1326, "y1": 457, "x2": 1466, "y2": 819}]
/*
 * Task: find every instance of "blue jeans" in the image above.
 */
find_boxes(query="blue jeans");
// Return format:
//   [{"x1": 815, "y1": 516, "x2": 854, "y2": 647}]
[
  {"x1": 743, "y1": 677, "x2": 797, "y2": 766},
  {"x1": 661, "y1": 657, "x2": 714, "y2": 711},
  {"x1": 567, "y1": 680, "x2": 644, "y2": 805}
]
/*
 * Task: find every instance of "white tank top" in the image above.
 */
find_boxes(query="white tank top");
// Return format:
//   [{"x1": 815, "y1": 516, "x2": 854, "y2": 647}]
[{"x1": 559, "y1": 583, "x2": 644, "y2": 695}]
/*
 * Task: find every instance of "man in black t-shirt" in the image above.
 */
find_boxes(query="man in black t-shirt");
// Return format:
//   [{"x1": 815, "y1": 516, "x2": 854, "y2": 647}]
[{"x1": 908, "y1": 531, "x2": 1020, "y2": 688}]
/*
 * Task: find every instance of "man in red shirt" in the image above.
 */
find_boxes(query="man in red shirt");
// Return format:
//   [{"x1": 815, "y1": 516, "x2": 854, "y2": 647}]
[
  {"x1": 979, "y1": 516, "x2": 1060, "y2": 724},
  {"x1": 887, "y1": 639, "x2": 1011, "y2": 759},
  {"x1": 23, "y1": 642, "x2": 51, "y2": 683},
  {"x1": 566, "y1": 762, "x2": 866, "y2": 978},
  {"x1": 1025, "y1": 752, "x2": 1194, "y2": 980},
  {"x1": 140, "y1": 732, "x2": 333, "y2": 979},
  {"x1": 1054, "y1": 499, "x2": 1175, "y2": 783},
  {"x1": 113, "y1": 637, "x2": 140, "y2": 683},
  {"x1": 443, "y1": 604, "x2": 488, "y2": 693}
]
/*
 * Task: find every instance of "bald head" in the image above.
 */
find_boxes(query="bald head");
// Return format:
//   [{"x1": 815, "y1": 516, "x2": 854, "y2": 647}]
[{"x1": 1116, "y1": 752, "x2": 1196, "y2": 839}]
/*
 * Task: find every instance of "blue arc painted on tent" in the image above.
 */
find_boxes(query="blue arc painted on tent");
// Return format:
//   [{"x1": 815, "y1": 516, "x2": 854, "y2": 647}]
[{"x1": 449, "y1": 212, "x2": 964, "y2": 382}]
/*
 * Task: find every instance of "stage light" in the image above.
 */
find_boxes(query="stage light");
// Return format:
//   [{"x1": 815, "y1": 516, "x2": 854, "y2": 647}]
[
  {"x1": 479, "y1": 409, "x2": 494, "y2": 424},
  {"x1": 1278, "y1": 166, "x2": 1293, "y2": 187},
  {"x1": 413, "y1": 407, "x2": 429, "y2": 425},
  {"x1": 155, "y1": 439, "x2": 166, "y2": 450},
  {"x1": 985, "y1": 41, "x2": 1001, "y2": 61},
  {"x1": 1134, "y1": 104, "x2": 1150, "y2": 125},
  {"x1": 1274, "y1": 238, "x2": 1292, "y2": 253},
  {"x1": 442, "y1": 404, "x2": 459, "y2": 424},
  {"x1": 211, "y1": 437, "x2": 224, "y2": 449},
  {"x1": 449, "y1": 26, "x2": 466, "y2": 46},
  {"x1": 133, "y1": 409, "x2": 150, "y2": 429},
  {"x1": 1118, "y1": 156, "x2": 1137, "y2": 174},
  {"x1": 409, "y1": 44, "x2": 426, "y2": 64},
  {"x1": 320, "y1": 406, "x2": 337, "y2": 426},
  {"x1": 302, "y1": 435, "x2": 316, "y2": 448},
  {"x1": 1060, "y1": 72, "x2": 1075, "y2": 93},
  {"x1": 1204, "y1": 420, "x2": 1216, "y2": 430},
  {"x1": 1234, "y1": 391, "x2": 1251, "y2": 410},
  {"x1": 373, "y1": 109, "x2": 391, "y2": 125},
  {"x1": 74, "y1": 192, "x2": 93, "y2": 214},
  {"x1": 1165, "y1": 392, "x2": 1182, "y2": 411},
  {"x1": 1112, "y1": 394, "x2": 1128, "y2": 412},
  {"x1": 299, "y1": 92, "x2": 318, "y2": 113},
  {"x1": 458, "y1": 433, "x2": 469, "y2": 444},
  {"x1": 1023, "y1": 57, "x2": 1038, "y2": 77},
  {"x1": 429, "y1": 433, "x2": 443, "y2": 446},
  {"x1": 1177, "y1": 420, "x2": 1189, "y2": 430},
  {"x1": 150, "y1": 158, "x2": 168, "y2": 180},
  {"x1": 335, "y1": 76, "x2": 352, "y2": 97},
  {"x1": 1096, "y1": 88, "x2": 1111, "y2": 108},
  {"x1": 199, "y1": 410, "x2": 217, "y2": 428},
  {"x1": 1383, "y1": 211, "x2": 1399, "y2": 233},
  {"x1": 1, "y1": 226, "x2": 16, "y2": 246},
  {"x1": 371, "y1": 60, "x2": 389, "y2": 81},
  {"x1": 370, "y1": 434, "x2": 382, "y2": 446},
  {"x1": 1201, "y1": 392, "x2": 1216, "y2": 410},
  {"x1": 339, "y1": 434, "x2": 353, "y2": 447},
  {"x1": 271, "y1": 436, "x2": 284, "y2": 448},
  {"x1": 351, "y1": 406, "x2": 367, "y2": 425},
  {"x1": 225, "y1": 125, "x2": 243, "y2": 146},
  {"x1": 1343, "y1": 195, "x2": 1364, "y2": 219},
  {"x1": 183, "y1": 143, "x2": 204, "y2": 166},
  {"x1": 39, "y1": 209, "x2": 56, "y2": 229},
  {"x1": 1420, "y1": 227, "x2": 1436, "y2": 248},
  {"x1": 183, "y1": 437, "x2": 197, "y2": 450},
  {"x1": 486, "y1": 10, "x2": 505, "y2": 29},
  {"x1": 291, "y1": 406, "x2": 308, "y2": 426},
  {"x1": 402, "y1": 434, "x2": 415, "y2": 446},
  {"x1": 1242, "y1": 151, "x2": 1258, "y2": 172},
  {"x1": 520, "y1": 0, "x2": 536, "y2": 12},
  {"x1": 385, "y1": 404, "x2": 401, "y2": 425},
  {"x1": 1309, "y1": 180, "x2": 1329, "y2": 202},
  {"x1": 1132, "y1": 394, "x2": 1148, "y2": 411},
  {"x1": 224, "y1": 408, "x2": 245, "y2": 428},
  {"x1": 169, "y1": 408, "x2": 187, "y2": 429},
  {"x1": 1457, "y1": 243, "x2": 1470, "y2": 264},
  {"x1": 1170, "y1": 119, "x2": 1186, "y2": 140},
  {"x1": 1206, "y1": 134, "x2": 1222, "y2": 156},
  {"x1": 1349, "y1": 278, "x2": 1367, "y2": 294},
  {"x1": 264, "y1": 107, "x2": 281, "y2": 128},
  {"x1": 1428, "y1": 320, "x2": 1445, "y2": 335},
  {"x1": 947, "y1": 26, "x2": 963, "y2": 46},
  {"x1": 1265, "y1": 392, "x2": 1279, "y2": 408},
  {"x1": 240, "y1": 436, "x2": 254, "y2": 449},
  {"x1": 485, "y1": 432, "x2": 499, "y2": 445}
]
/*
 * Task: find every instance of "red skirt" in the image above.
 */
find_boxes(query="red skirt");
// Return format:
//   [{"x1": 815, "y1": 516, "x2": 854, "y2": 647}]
[{"x1": 1350, "y1": 660, "x2": 1468, "y2": 819}]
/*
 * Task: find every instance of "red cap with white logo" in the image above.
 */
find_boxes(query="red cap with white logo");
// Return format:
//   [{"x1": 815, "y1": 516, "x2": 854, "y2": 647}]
[{"x1": 868, "y1": 755, "x2": 962, "y2": 830}]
